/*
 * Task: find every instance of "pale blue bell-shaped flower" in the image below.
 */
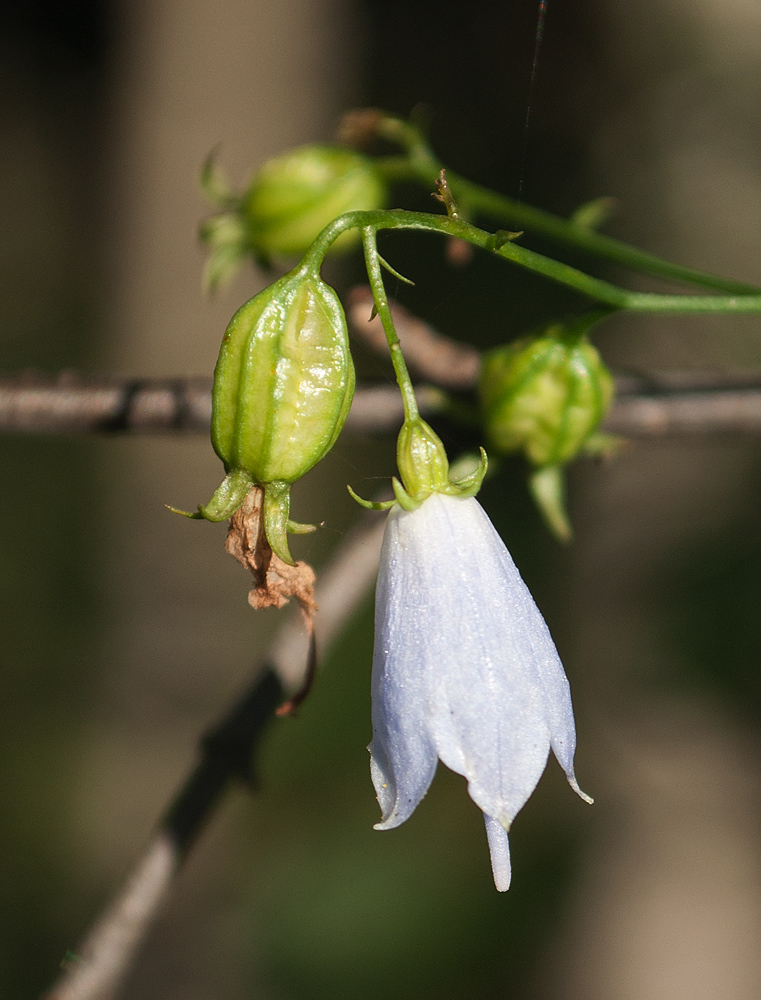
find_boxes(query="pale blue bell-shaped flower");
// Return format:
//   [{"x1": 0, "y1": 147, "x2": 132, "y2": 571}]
[{"x1": 369, "y1": 491, "x2": 592, "y2": 891}]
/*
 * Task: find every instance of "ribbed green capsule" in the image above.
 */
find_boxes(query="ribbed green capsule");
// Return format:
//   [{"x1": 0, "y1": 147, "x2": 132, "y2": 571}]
[
  {"x1": 244, "y1": 144, "x2": 386, "y2": 258},
  {"x1": 212, "y1": 270, "x2": 354, "y2": 477},
  {"x1": 479, "y1": 328, "x2": 613, "y2": 467},
  {"x1": 177, "y1": 269, "x2": 355, "y2": 563}
]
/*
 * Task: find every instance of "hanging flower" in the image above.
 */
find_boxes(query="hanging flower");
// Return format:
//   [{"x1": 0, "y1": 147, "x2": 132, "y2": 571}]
[{"x1": 368, "y1": 489, "x2": 592, "y2": 891}]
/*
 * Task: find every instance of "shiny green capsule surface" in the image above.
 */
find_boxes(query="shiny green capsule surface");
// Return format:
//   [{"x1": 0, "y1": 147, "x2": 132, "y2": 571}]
[{"x1": 211, "y1": 269, "x2": 355, "y2": 484}]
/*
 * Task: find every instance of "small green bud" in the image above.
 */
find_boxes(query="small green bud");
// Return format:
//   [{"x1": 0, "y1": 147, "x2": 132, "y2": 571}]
[
  {"x1": 179, "y1": 269, "x2": 355, "y2": 564},
  {"x1": 396, "y1": 418, "x2": 451, "y2": 498},
  {"x1": 243, "y1": 144, "x2": 386, "y2": 258},
  {"x1": 479, "y1": 320, "x2": 614, "y2": 541},
  {"x1": 354, "y1": 418, "x2": 486, "y2": 513},
  {"x1": 479, "y1": 326, "x2": 614, "y2": 468}
]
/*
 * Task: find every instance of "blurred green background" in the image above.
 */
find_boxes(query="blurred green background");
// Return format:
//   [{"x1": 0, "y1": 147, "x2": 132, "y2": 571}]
[{"x1": 2, "y1": 2, "x2": 761, "y2": 998}]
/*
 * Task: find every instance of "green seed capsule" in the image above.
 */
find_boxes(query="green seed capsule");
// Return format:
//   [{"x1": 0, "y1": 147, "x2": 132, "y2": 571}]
[
  {"x1": 243, "y1": 144, "x2": 386, "y2": 258},
  {"x1": 479, "y1": 327, "x2": 614, "y2": 468},
  {"x1": 212, "y1": 269, "x2": 354, "y2": 480},
  {"x1": 176, "y1": 269, "x2": 355, "y2": 564}
]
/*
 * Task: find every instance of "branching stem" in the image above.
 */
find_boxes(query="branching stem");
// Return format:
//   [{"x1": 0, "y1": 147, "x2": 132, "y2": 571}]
[
  {"x1": 368, "y1": 114, "x2": 761, "y2": 295},
  {"x1": 301, "y1": 210, "x2": 761, "y2": 316}
]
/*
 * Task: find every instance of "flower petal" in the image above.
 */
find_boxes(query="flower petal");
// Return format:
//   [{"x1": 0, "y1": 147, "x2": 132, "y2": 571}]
[
  {"x1": 484, "y1": 814, "x2": 512, "y2": 891},
  {"x1": 369, "y1": 490, "x2": 590, "y2": 884},
  {"x1": 465, "y1": 497, "x2": 591, "y2": 803},
  {"x1": 389, "y1": 493, "x2": 554, "y2": 826},
  {"x1": 369, "y1": 507, "x2": 440, "y2": 829}
]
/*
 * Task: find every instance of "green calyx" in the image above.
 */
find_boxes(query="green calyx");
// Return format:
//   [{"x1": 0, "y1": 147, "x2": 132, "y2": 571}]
[
  {"x1": 169, "y1": 473, "x2": 314, "y2": 566},
  {"x1": 349, "y1": 418, "x2": 488, "y2": 513},
  {"x1": 167, "y1": 467, "x2": 254, "y2": 522}
]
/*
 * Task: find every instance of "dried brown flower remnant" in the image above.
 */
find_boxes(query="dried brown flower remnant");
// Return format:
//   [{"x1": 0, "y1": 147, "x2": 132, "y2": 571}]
[
  {"x1": 225, "y1": 486, "x2": 317, "y2": 715},
  {"x1": 225, "y1": 486, "x2": 316, "y2": 612},
  {"x1": 336, "y1": 108, "x2": 387, "y2": 149}
]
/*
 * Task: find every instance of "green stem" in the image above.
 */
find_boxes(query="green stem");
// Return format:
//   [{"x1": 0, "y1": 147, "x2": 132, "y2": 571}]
[
  {"x1": 304, "y1": 209, "x2": 761, "y2": 315},
  {"x1": 558, "y1": 306, "x2": 619, "y2": 345},
  {"x1": 374, "y1": 154, "x2": 761, "y2": 296},
  {"x1": 360, "y1": 227, "x2": 419, "y2": 421}
]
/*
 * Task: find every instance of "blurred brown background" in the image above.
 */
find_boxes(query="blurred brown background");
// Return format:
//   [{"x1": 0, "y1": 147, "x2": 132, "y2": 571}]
[{"x1": 2, "y1": 1, "x2": 761, "y2": 997}]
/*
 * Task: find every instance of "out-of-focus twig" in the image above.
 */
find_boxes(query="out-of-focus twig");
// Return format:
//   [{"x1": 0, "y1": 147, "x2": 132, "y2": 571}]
[
  {"x1": 7, "y1": 366, "x2": 761, "y2": 442},
  {"x1": 604, "y1": 389, "x2": 761, "y2": 436},
  {"x1": 604, "y1": 371, "x2": 761, "y2": 436},
  {"x1": 0, "y1": 372, "x2": 443, "y2": 436},
  {"x1": 42, "y1": 511, "x2": 386, "y2": 1000},
  {"x1": 0, "y1": 372, "x2": 214, "y2": 435}
]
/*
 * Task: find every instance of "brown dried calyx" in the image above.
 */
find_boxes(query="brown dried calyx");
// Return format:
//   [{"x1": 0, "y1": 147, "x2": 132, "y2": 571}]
[
  {"x1": 225, "y1": 486, "x2": 317, "y2": 715},
  {"x1": 225, "y1": 486, "x2": 316, "y2": 613}
]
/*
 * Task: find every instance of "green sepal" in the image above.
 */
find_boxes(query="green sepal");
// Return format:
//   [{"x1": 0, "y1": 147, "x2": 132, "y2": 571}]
[
  {"x1": 202, "y1": 238, "x2": 248, "y2": 294},
  {"x1": 392, "y1": 477, "x2": 419, "y2": 512},
  {"x1": 287, "y1": 519, "x2": 319, "y2": 534},
  {"x1": 350, "y1": 448, "x2": 488, "y2": 516},
  {"x1": 165, "y1": 505, "x2": 203, "y2": 519},
  {"x1": 167, "y1": 467, "x2": 254, "y2": 522},
  {"x1": 199, "y1": 468, "x2": 255, "y2": 521},
  {"x1": 346, "y1": 485, "x2": 396, "y2": 511},
  {"x1": 263, "y1": 481, "x2": 305, "y2": 565},
  {"x1": 442, "y1": 447, "x2": 488, "y2": 498},
  {"x1": 199, "y1": 212, "x2": 249, "y2": 293},
  {"x1": 529, "y1": 465, "x2": 572, "y2": 543},
  {"x1": 200, "y1": 148, "x2": 239, "y2": 208}
]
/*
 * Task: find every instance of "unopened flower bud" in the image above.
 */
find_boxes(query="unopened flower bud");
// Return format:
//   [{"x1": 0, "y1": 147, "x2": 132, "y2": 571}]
[
  {"x1": 396, "y1": 418, "x2": 451, "y2": 498},
  {"x1": 479, "y1": 326, "x2": 614, "y2": 468},
  {"x1": 176, "y1": 269, "x2": 355, "y2": 564},
  {"x1": 243, "y1": 144, "x2": 386, "y2": 258}
]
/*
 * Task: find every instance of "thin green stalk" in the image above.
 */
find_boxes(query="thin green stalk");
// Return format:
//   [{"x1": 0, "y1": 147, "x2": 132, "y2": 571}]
[
  {"x1": 374, "y1": 155, "x2": 761, "y2": 296},
  {"x1": 360, "y1": 227, "x2": 419, "y2": 421}
]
